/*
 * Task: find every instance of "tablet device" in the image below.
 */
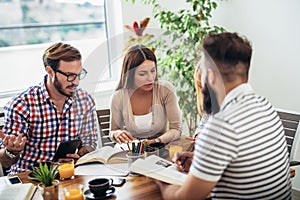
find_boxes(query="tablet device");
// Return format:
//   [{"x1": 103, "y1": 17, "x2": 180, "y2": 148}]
[{"x1": 52, "y1": 139, "x2": 82, "y2": 162}]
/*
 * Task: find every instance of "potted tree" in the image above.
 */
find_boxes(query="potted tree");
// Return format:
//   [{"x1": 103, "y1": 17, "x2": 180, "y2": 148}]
[
  {"x1": 124, "y1": 0, "x2": 226, "y2": 135},
  {"x1": 30, "y1": 162, "x2": 59, "y2": 200}
]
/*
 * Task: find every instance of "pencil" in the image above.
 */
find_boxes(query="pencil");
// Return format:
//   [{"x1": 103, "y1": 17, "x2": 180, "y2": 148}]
[
  {"x1": 126, "y1": 142, "x2": 131, "y2": 152},
  {"x1": 181, "y1": 144, "x2": 194, "y2": 166},
  {"x1": 136, "y1": 141, "x2": 141, "y2": 154},
  {"x1": 139, "y1": 142, "x2": 144, "y2": 155},
  {"x1": 143, "y1": 140, "x2": 147, "y2": 153},
  {"x1": 132, "y1": 142, "x2": 136, "y2": 154}
]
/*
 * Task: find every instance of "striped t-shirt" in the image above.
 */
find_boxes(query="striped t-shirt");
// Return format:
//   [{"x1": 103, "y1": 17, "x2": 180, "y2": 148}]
[{"x1": 190, "y1": 83, "x2": 291, "y2": 199}]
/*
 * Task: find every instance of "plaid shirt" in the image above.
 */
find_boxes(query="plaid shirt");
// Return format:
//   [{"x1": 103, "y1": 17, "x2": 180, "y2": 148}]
[{"x1": 1, "y1": 75, "x2": 99, "y2": 174}]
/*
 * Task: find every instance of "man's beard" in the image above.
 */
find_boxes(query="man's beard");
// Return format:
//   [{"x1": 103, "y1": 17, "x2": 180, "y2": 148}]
[
  {"x1": 54, "y1": 75, "x2": 76, "y2": 97},
  {"x1": 202, "y1": 80, "x2": 220, "y2": 115}
]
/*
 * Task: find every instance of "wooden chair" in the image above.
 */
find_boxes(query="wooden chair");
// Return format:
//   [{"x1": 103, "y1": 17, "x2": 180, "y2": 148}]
[
  {"x1": 0, "y1": 111, "x2": 4, "y2": 130},
  {"x1": 277, "y1": 109, "x2": 300, "y2": 160},
  {"x1": 96, "y1": 109, "x2": 115, "y2": 147},
  {"x1": 276, "y1": 109, "x2": 300, "y2": 179}
]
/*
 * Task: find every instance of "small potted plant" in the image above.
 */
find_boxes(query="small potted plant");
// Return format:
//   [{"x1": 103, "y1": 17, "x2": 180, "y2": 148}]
[{"x1": 30, "y1": 162, "x2": 59, "y2": 200}]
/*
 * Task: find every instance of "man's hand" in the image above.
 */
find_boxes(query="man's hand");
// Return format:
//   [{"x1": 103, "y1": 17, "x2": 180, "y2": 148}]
[
  {"x1": 173, "y1": 151, "x2": 194, "y2": 172},
  {"x1": 1, "y1": 130, "x2": 27, "y2": 154},
  {"x1": 154, "y1": 180, "x2": 181, "y2": 200}
]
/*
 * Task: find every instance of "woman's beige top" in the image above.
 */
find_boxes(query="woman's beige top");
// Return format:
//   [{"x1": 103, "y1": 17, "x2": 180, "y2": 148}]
[{"x1": 109, "y1": 81, "x2": 182, "y2": 143}]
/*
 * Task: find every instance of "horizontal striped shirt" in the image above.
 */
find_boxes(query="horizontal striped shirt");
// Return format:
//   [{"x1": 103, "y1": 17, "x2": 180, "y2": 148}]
[
  {"x1": 1, "y1": 75, "x2": 99, "y2": 174},
  {"x1": 190, "y1": 83, "x2": 291, "y2": 199}
]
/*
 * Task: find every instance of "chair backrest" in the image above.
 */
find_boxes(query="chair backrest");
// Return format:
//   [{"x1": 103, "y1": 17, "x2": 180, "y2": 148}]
[
  {"x1": 277, "y1": 109, "x2": 300, "y2": 159},
  {"x1": 0, "y1": 112, "x2": 4, "y2": 130},
  {"x1": 96, "y1": 109, "x2": 115, "y2": 147}
]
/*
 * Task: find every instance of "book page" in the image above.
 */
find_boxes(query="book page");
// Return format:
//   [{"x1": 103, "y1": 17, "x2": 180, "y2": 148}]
[
  {"x1": 75, "y1": 163, "x2": 129, "y2": 176},
  {"x1": 130, "y1": 155, "x2": 187, "y2": 185},
  {"x1": 76, "y1": 146, "x2": 125, "y2": 166},
  {"x1": 0, "y1": 183, "x2": 36, "y2": 200}
]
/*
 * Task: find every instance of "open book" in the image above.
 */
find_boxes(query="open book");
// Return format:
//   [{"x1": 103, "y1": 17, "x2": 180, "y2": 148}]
[
  {"x1": 129, "y1": 155, "x2": 187, "y2": 185},
  {"x1": 75, "y1": 163, "x2": 129, "y2": 176},
  {"x1": 75, "y1": 146, "x2": 127, "y2": 166},
  {"x1": 0, "y1": 183, "x2": 36, "y2": 200}
]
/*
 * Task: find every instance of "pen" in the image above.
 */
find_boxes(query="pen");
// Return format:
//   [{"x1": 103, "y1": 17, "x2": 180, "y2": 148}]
[
  {"x1": 136, "y1": 141, "x2": 141, "y2": 154},
  {"x1": 127, "y1": 142, "x2": 131, "y2": 152},
  {"x1": 120, "y1": 146, "x2": 126, "y2": 152},
  {"x1": 132, "y1": 142, "x2": 136, "y2": 154},
  {"x1": 181, "y1": 144, "x2": 194, "y2": 166}
]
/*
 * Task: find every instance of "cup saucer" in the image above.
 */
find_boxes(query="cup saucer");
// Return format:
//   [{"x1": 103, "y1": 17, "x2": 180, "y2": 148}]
[{"x1": 84, "y1": 187, "x2": 115, "y2": 200}]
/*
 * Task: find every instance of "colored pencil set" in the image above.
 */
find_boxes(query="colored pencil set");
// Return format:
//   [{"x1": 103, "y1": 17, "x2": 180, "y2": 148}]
[{"x1": 126, "y1": 140, "x2": 148, "y2": 155}]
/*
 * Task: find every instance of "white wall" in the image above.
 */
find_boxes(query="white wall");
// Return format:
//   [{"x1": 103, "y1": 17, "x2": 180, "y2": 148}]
[
  {"x1": 210, "y1": 0, "x2": 300, "y2": 113},
  {"x1": 122, "y1": 0, "x2": 300, "y2": 113}
]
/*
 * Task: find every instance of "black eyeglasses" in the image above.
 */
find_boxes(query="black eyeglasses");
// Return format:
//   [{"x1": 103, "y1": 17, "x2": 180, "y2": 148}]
[{"x1": 52, "y1": 68, "x2": 87, "y2": 82}]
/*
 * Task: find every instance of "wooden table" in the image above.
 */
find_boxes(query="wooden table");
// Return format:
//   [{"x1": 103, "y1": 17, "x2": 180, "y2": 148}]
[
  {"x1": 17, "y1": 136, "x2": 193, "y2": 200},
  {"x1": 18, "y1": 171, "x2": 163, "y2": 200}
]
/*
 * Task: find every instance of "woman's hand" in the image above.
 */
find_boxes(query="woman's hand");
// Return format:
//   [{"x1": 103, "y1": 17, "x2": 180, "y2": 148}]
[{"x1": 113, "y1": 130, "x2": 135, "y2": 143}]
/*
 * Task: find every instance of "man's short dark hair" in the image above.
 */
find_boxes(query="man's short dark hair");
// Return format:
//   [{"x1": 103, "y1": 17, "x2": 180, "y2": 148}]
[
  {"x1": 202, "y1": 32, "x2": 252, "y2": 82},
  {"x1": 43, "y1": 42, "x2": 81, "y2": 70}
]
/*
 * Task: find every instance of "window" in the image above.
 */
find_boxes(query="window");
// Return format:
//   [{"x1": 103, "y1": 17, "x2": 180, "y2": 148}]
[
  {"x1": 0, "y1": 0, "x2": 105, "y2": 47},
  {"x1": 0, "y1": 0, "x2": 123, "y2": 109}
]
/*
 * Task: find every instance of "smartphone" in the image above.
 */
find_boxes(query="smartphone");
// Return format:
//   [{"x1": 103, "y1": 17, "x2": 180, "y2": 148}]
[
  {"x1": 7, "y1": 176, "x2": 22, "y2": 185},
  {"x1": 112, "y1": 178, "x2": 126, "y2": 187},
  {"x1": 52, "y1": 139, "x2": 82, "y2": 162}
]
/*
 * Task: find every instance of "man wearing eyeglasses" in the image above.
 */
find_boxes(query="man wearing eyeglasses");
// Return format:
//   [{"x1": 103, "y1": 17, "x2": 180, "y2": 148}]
[{"x1": 1, "y1": 42, "x2": 99, "y2": 174}]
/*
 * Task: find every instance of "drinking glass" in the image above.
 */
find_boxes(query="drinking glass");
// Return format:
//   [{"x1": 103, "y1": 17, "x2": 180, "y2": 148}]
[{"x1": 58, "y1": 158, "x2": 75, "y2": 180}]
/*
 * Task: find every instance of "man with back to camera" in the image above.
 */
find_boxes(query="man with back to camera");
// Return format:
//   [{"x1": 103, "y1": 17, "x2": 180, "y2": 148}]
[
  {"x1": 0, "y1": 42, "x2": 99, "y2": 174},
  {"x1": 156, "y1": 32, "x2": 291, "y2": 199}
]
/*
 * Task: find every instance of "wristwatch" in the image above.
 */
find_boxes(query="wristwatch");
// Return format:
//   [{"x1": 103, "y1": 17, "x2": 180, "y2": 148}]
[
  {"x1": 154, "y1": 138, "x2": 161, "y2": 143},
  {"x1": 5, "y1": 148, "x2": 18, "y2": 159}
]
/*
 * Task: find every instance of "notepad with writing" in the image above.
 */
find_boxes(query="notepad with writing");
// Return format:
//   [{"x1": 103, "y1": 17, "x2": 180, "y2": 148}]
[
  {"x1": 129, "y1": 155, "x2": 187, "y2": 185},
  {"x1": 75, "y1": 146, "x2": 127, "y2": 166},
  {"x1": 0, "y1": 183, "x2": 36, "y2": 200}
]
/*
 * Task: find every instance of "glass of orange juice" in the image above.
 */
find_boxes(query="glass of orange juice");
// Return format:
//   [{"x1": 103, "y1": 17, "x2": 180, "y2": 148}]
[
  {"x1": 63, "y1": 184, "x2": 84, "y2": 200},
  {"x1": 58, "y1": 158, "x2": 75, "y2": 180},
  {"x1": 168, "y1": 141, "x2": 183, "y2": 159}
]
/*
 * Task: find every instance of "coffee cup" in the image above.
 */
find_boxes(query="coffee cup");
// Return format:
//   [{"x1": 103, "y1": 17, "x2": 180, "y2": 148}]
[
  {"x1": 149, "y1": 142, "x2": 169, "y2": 158},
  {"x1": 145, "y1": 146, "x2": 159, "y2": 157},
  {"x1": 149, "y1": 142, "x2": 165, "y2": 149},
  {"x1": 88, "y1": 178, "x2": 114, "y2": 197}
]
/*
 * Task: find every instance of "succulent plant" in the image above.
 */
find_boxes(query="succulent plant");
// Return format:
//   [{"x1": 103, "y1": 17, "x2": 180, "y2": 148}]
[{"x1": 29, "y1": 162, "x2": 58, "y2": 187}]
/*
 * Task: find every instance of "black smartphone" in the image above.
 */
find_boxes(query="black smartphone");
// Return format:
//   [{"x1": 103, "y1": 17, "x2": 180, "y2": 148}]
[
  {"x1": 8, "y1": 176, "x2": 22, "y2": 184},
  {"x1": 112, "y1": 178, "x2": 126, "y2": 187},
  {"x1": 52, "y1": 139, "x2": 82, "y2": 162}
]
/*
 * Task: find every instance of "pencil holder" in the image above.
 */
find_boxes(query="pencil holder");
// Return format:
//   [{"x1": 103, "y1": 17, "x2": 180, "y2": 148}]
[{"x1": 126, "y1": 152, "x2": 145, "y2": 176}]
